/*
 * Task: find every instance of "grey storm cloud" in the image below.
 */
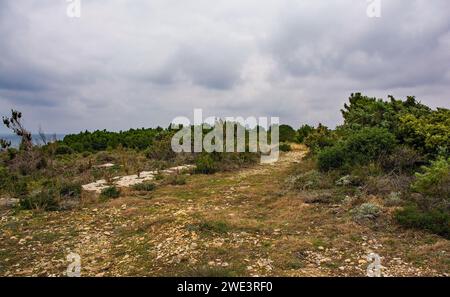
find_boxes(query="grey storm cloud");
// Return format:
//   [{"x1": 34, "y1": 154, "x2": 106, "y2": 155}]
[{"x1": 0, "y1": 0, "x2": 449, "y2": 134}]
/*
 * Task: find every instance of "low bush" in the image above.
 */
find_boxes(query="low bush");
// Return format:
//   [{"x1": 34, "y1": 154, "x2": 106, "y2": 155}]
[
  {"x1": 394, "y1": 157, "x2": 450, "y2": 238},
  {"x1": 198, "y1": 220, "x2": 231, "y2": 234},
  {"x1": 145, "y1": 137, "x2": 176, "y2": 161},
  {"x1": 133, "y1": 182, "x2": 156, "y2": 191},
  {"x1": 384, "y1": 192, "x2": 403, "y2": 207},
  {"x1": 279, "y1": 125, "x2": 297, "y2": 143},
  {"x1": 395, "y1": 205, "x2": 449, "y2": 239},
  {"x1": 100, "y1": 186, "x2": 121, "y2": 199},
  {"x1": 380, "y1": 146, "x2": 424, "y2": 173},
  {"x1": 9, "y1": 177, "x2": 28, "y2": 198},
  {"x1": 279, "y1": 143, "x2": 292, "y2": 152},
  {"x1": 352, "y1": 203, "x2": 381, "y2": 221},
  {"x1": 290, "y1": 170, "x2": 333, "y2": 190},
  {"x1": 411, "y1": 157, "x2": 450, "y2": 202},
  {"x1": 59, "y1": 182, "x2": 82, "y2": 198},
  {"x1": 154, "y1": 172, "x2": 164, "y2": 181},
  {"x1": 344, "y1": 127, "x2": 397, "y2": 163},
  {"x1": 20, "y1": 189, "x2": 59, "y2": 211},
  {"x1": 317, "y1": 127, "x2": 397, "y2": 171},
  {"x1": 317, "y1": 143, "x2": 347, "y2": 171},
  {"x1": 55, "y1": 145, "x2": 74, "y2": 155},
  {"x1": 96, "y1": 152, "x2": 115, "y2": 163},
  {"x1": 195, "y1": 154, "x2": 217, "y2": 174},
  {"x1": 167, "y1": 175, "x2": 187, "y2": 186},
  {"x1": 0, "y1": 166, "x2": 8, "y2": 191}
]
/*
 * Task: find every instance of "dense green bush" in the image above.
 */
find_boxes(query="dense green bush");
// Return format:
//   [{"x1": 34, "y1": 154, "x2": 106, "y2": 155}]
[
  {"x1": 341, "y1": 93, "x2": 448, "y2": 158},
  {"x1": 278, "y1": 125, "x2": 297, "y2": 143},
  {"x1": 317, "y1": 127, "x2": 396, "y2": 171},
  {"x1": 61, "y1": 128, "x2": 166, "y2": 152},
  {"x1": 317, "y1": 143, "x2": 347, "y2": 171},
  {"x1": 411, "y1": 157, "x2": 450, "y2": 205},
  {"x1": 100, "y1": 186, "x2": 121, "y2": 199},
  {"x1": 345, "y1": 127, "x2": 396, "y2": 162},
  {"x1": 341, "y1": 93, "x2": 431, "y2": 133},
  {"x1": 398, "y1": 109, "x2": 450, "y2": 156},
  {"x1": 304, "y1": 124, "x2": 336, "y2": 153},
  {"x1": 195, "y1": 154, "x2": 217, "y2": 174},
  {"x1": 396, "y1": 205, "x2": 449, "y2": 239},
  {"x1": 55, "y1": 145, "x2": 74, "y2": 155},
  {"x1": 352, "y1": 203, "x2": 381, "y2": 221},
  {"x1": 297, "y1": 124, "x2": 314, "y2": 143},
  {"x1": 279, "y1": 143, "x2": 292, "y2": 152}
]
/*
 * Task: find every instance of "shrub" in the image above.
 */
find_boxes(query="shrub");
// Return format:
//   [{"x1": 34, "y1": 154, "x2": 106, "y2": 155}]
[
  {"x1": 133, "y1": 182, "x2": 156, "y2": 192},
  {"x1": 7, "y1": 148, "x2": 18, "y2": 160},
  {"x1": 9, "y1": 177, "x2": 28, "y2": 198},
  {"x1": 0, "y1": 166, "x2": 8, "y2": 191},
  {"x1": 297, "y1": 124, "x2": 314, "y2": 143},
  {"x1": 384, "y1": 192, "x2": 403, "y2": 207},
  {"x1": 278, "y1": 124, "x2": 297, "y2": 143},
  {"x1": 289, "y1": 170, "x2": 334, "y2": 191},
  {"x1": 167, "y1": 174, "x2": 187, "y2": 186},
  {"x1": 317, "y1": 143, "x2": 347, "y2": 171},
  {"x1": 212, "y1": 152, "x2": 259, "y2": 172},
  {"x1": 380, "y1": 145, "x2": 424, "y2": 173},
  {"x1": 317, "y1": 127, "x2": 397, "y2": 171},
  {"x1": 279, "y1": 143, "x2": 292, "y2": 152},
  {"x1": 154, "y1": 172, "x2": 164, "y2": 181},
  {"x1": 55, "y1": 145, "x2": 74, "y2": 155},
  {"x1": 304, "y1": 124, "x2": 336, "y2": 153},
  {"x1": 344, "y1": 127, "x2": 397, "y2": 163},
  {"x1": 411, "y1": 157, "x2": 450, "y2": 201},
  {"x1": 145, "y1": 137, "x2": 176, "y2": 161},
  {"x1": 59, "y1": 182, "x2": 82, "y2": 198},
  {"x1": 341, "y1": 93, "x2": 431, "y2": 133},
  {"x1": 398, "y1": 109, "x2": 450, "y2": 156},
  {"x1": 195, "y1": 154, "x2": 217, "y2": 174},
  {"x1": 352, "y1": 203, "x2": 381, "y2": 221},
  {"x1": 100, "y1": 186, "x2": 121, "y2": 199},
  {"x1": 96, "y1": 152, "x2": 115, "y2": 163},
  {"x1": 198, "y1": 220, "x2": 231, "y2": 234},
  {"x1": 20, "y1": 189, "x2": 59, "y2": 211},
  {"x1": 395, "y1": 205, "x2": 450, "y2": 239},
  {"x1": 335, "y1": 175, "x2": 363, "y2": 187}
]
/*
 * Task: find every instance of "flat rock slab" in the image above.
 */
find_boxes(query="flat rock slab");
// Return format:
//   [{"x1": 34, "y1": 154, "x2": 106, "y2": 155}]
[{"x1": 82, "y1": 165, "x2": 195, "y2": 193}]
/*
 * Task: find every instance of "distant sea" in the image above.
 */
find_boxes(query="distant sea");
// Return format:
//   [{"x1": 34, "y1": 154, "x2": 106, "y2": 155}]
[{"x1": 0, "y1": 134, "x2": 66, "y2": 148}]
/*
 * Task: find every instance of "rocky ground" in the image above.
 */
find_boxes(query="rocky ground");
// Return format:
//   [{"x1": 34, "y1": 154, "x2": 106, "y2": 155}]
[{"x1": 0, "y1": 147, "x2": 449, "y2": 276}]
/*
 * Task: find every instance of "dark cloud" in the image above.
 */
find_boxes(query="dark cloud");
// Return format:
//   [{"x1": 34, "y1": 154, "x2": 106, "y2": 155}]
[{"x1": 0, "y1": 0, "x2": 449, "y2": 134}]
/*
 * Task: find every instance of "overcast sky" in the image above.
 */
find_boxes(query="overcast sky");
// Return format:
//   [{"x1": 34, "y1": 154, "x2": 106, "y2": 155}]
[{"x1": 0, "y1": 0, "x2": 449, "y2": 134}]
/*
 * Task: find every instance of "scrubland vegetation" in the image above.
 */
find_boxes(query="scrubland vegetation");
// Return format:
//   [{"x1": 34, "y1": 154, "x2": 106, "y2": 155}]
[
  {"x1": 0, "y1": 114, "x2": 261, "y2": 211},
  {"x1": 0, "y1": 93, "x2": 448, "y2": 276},
  {"x1": 295, "y1": 93, "x2": 449, "y2": 238}
]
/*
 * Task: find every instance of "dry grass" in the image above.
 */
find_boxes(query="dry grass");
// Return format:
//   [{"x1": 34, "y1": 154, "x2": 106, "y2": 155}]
[{"x1": 0, "y1": 149, "x2": 448, "y2": 276}]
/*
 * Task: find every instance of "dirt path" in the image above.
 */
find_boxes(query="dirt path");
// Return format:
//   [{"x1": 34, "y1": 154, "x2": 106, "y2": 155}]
[{"x1": 0, "y1": 148, "x2": 448, "y2": 276}]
